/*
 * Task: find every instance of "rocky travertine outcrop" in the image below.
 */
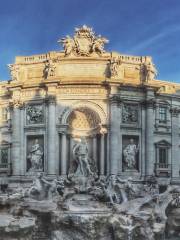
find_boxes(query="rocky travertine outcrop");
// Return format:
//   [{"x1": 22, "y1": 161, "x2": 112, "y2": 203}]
[{"x1": 0, "y1": 174, "x2": 180, "y2": 240}]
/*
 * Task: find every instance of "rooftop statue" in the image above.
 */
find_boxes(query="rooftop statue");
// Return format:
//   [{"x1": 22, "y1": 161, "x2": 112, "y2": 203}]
[
  {"x1": 145, "y1": 61, "x2": 158, "y2": 81},
  {"x1": 8, "y1": 64, "x2": 20, "y2": 81}
]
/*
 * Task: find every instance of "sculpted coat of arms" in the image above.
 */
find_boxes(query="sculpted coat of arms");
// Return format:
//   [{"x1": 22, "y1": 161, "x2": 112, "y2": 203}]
[{"x1": 58, "y1": 25, "x2": 109, "y2": 56}]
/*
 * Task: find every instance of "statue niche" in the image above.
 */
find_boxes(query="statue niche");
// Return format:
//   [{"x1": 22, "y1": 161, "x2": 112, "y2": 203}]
[
  {"x1": 122, "y1": 136, "x2": 139, "y2": 172},
  {"x1": 66, "y1": 107, "x2": 102, "y2": 189},
  {"x1": 27, "y1": 136, "x2": 44, "y2": 173}
]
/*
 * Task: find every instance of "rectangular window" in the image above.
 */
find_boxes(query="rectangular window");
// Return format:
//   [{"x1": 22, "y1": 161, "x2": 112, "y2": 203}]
[
  {"x1": 159, "y1": 107, "x2": 167, "y2": 123},
  {"x1": 159, "y1": 148, "x2": 167, "y2": 166},
  {"x1": 0, "y1": 148, "x2": 9, "y2": 168}
]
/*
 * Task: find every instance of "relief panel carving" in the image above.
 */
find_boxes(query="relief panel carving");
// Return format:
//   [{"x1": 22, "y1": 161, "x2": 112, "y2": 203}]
[
  {"x1": 26, "y1": 105, "x2": 44, "y2": 125},
  {"x1": 122, "y1": 104, "x2": 138, "y2": 124}
]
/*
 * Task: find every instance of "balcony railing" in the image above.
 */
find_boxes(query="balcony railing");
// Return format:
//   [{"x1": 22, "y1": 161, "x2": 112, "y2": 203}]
[{"x1": 154, "y1": 163, "x2": 171, "y2": 177}]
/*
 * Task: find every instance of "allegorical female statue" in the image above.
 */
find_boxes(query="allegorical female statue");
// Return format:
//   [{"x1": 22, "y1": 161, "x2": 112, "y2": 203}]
[
  {"x1": 123, "y1": 139, "x2": 139, "y2": 170},
  {"x1": 27, "y1": 139, "x2": 43, "y2": 172}
]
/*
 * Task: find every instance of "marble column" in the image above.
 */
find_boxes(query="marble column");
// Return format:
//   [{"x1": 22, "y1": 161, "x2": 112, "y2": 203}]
[
  {"x1": 154, "y1": 103, "x2": 159, "y2": 129},
  {"x1": 11, "y1": 100, "x2": 22, "y2": 175},
  {"x1": 61, "y1": 132, "x2": 67, "y2": 175},
  {"x1": 92, "y1": 135, "x2": 97, "y2": 166},
  {"x1": 20, "y1": 106, "x2": 25, "y2": 175},
  {"x1": 109, "y1": 95, "x2": 120, "y2": 175},
  {"x1": 69, "y1": 136, "x2": 73, "y2": 166},
  {"x1": 145, "y1": 89, "x2": 155, "y2": 177},
  {"x1": 141, "y1": 104, "x2": 146, "y2": 178},
  {"x1": 100, "y1": 134, "x2": 105, "y2": 175},
  {"x1": 171, "y1": 108, "x2": 180, "y2": 180},
  {"x1": 47, "y1": 96, "x2": 57, "y2": 175}
]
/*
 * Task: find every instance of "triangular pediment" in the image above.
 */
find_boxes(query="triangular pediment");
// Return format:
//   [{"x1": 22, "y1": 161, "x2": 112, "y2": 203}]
[{"x1": 155, "y1": 140, "x2": 171, "y2": 147}]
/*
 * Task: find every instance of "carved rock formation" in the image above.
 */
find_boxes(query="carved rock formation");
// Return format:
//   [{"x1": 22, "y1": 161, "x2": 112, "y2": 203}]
[{"x1": 0, "y1": 175, "x2": 179, "y2": 240}]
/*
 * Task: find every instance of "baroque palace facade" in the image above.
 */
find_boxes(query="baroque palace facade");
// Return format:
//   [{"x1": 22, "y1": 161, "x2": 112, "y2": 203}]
[{"x1": 0, "y1": 25, "x2": 180, "y2": 184}]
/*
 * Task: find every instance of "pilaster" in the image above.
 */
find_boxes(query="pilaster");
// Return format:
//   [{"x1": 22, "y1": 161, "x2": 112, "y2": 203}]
[
  {"x1": 60, "y1": 131, "x2": 67, "y2": 175},
  {"x1": 92, "y1": 135, "x2": 97, "y2": 166},
  {"x1": 10, "y1": 99, "x2": 24, "y2": 176},
  {"x1": 47, "y1": 95, "x2": 57, "y2": 175},
  {"x1": 145, "y1": 88, "x2": 155, "y2": 177},
  {"x1": 100, "y1": 132, "x2": 106, "y2": 175},
  {"x1": 141, "y1": 101, "x2": 146, "y2": 178},
  {"x1": 170, "y1": 107, "x2": 180, "y2": 180},
  {"x1": 109, "y1": 93, "x2": 121, "y2": 175}
]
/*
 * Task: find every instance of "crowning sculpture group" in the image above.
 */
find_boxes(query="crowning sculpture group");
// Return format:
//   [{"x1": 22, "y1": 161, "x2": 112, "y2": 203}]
[{"x1": 59, "y1": 25, "x2": 109, "y2": 57}]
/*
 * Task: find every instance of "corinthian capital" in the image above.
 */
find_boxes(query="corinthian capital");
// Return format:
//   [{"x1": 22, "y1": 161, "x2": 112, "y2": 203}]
[
  {"x1": 46, "y1": 95, "x2": 56, "y2": 105},
  {"x1": 9, "y1": 99, "x2": 24, "y2": 109},
  {"x1": 109, "y1": 95, "x2": 121, "y2": 104},
  {"x1": 141, "y1": 99, "x2": 156, "y2": 109},
  {"x1": 170, "y1": 107, "x2": 180, "y2": 117}
]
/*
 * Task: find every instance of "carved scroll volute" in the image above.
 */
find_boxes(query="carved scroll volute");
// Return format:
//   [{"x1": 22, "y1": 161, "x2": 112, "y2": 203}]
[{"x1": 170, "y1": 107, "x2": 180, "y2": 117}]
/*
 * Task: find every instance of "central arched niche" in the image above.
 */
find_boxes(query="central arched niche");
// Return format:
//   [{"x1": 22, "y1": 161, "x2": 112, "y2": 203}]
[{"x1": 66, "y1": 106, "x2": 106, "y2": 175}]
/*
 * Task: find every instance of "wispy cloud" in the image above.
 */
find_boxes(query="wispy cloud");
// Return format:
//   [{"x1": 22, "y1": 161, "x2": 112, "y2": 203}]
[{"x1": 129, "y1": 25, "x2": 180, "y2": 53}]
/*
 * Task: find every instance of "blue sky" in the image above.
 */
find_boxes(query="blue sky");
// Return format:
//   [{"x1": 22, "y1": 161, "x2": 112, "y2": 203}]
[{"x1": 0, "y1": 0, "x2": 180, "y2": 82}]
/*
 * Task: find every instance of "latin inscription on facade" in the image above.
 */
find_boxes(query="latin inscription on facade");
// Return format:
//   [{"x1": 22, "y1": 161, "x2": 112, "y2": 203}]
[{"x1": 58, "y1": 87, "x2": 107, "y2": 95}]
